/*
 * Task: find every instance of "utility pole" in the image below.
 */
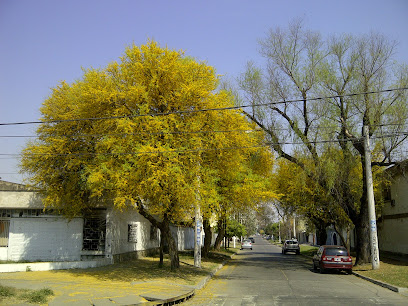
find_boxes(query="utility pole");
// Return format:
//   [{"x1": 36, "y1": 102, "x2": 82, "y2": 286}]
[
  {"x1": 194, "y1": 204, "x2": 202, "y2": 268},
  {"x1": 363, "y1": 125, "x2": 380, "y2": 270},
  {"x1": 194, "y1": 165, "x2": 202, "y2": 268}
]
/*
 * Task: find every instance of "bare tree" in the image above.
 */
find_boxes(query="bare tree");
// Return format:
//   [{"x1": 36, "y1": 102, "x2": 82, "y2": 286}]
[{"x1": 238, "y1": 20, "x2": 408, "y2": 264}]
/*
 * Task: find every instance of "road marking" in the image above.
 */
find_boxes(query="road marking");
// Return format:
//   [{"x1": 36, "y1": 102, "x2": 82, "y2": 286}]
[{"x1": 280, "y1": 269, "x2": 289, "y2": 281}]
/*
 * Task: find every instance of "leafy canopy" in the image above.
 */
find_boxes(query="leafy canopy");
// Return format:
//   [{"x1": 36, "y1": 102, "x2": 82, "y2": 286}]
[{"x1": 21, "y1": 41, "x2": 276, "y2": 222}]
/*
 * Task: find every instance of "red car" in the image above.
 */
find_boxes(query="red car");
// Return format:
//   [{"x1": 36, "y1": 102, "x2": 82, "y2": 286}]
[{"x1": 313, "y1": 245, "x2": 353, "y2": 274}]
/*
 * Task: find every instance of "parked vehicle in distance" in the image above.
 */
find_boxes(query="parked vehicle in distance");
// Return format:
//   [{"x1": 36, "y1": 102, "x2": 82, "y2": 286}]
[
  {"x1": 282, "y1": 239, "x2": 300, "y2": 254},
  {"x1": 241, "y1": 239, "x2": 253, "y2": 250},
  {"x1": 248, "y1": 237, "x2": 255, "y2": 244},
  {"x1": 313, "y1": 245, "x2": 353, "y2": 274}
]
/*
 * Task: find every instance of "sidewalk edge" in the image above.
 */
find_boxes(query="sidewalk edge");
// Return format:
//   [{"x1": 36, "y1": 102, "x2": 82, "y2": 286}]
[
  {"x1": 143, "y1": 252, "x2": 237, "y2": 306},
  {"x1": 352, "y1": 271, "x2": 408, "y2": 294}
]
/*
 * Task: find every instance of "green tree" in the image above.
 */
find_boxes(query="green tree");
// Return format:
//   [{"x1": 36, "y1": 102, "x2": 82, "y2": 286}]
[
  {"x1": 21, "y1": 41, "x2": 276, "y2": 270},
  {"x1": 264, "y1": 222, "x2": 279, "y2": 238},
  {"x1": 226, "y1": 219, "x2": 247, "y2": 239}
]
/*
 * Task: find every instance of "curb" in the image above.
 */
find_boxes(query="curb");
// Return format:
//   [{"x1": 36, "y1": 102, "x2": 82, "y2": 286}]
[
  {"x1": 144, "y1": 252, "x2": 236, "y2": 306},
  {"x1": 141, "y1": 290, "x2": 196, "y2": 306},
  {"x1": 195, "y1": 251, "x2": 237, "y2": 290},
  {"x1": 352, "y1": 271, "x2": 408, "y2": 295}
]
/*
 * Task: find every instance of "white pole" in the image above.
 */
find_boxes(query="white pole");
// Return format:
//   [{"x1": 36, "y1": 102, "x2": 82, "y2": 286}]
[
  {"x1": 194, "y1": 204, "x2": 202, "y2": 268},
  {"x1": 363, "y1": 125, "x2": 380, "y2": 270}
]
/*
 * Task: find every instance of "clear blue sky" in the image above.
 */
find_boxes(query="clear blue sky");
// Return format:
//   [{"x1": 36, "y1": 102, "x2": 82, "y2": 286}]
[{"x1": 1, "y1": 0, "x2": 407, "y2": 183}]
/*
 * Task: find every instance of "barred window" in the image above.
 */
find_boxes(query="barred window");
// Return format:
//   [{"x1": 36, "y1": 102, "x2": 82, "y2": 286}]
[
  {"x1": 0, "y1": 220, "x2": 10, "y2": 247},
  {"x1": 128, "y1": 223, "x2": 138, "y2": 243}
]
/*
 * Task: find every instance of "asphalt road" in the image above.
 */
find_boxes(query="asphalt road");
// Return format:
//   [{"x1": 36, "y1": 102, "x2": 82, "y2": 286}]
[{"x1": 185, "y1": 237, "x2": 408, "y2": 305}]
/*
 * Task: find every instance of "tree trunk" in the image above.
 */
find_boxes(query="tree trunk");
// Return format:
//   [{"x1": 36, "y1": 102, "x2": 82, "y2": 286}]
[
  {"x1": 355, "y1": 198, "x2": 370, "y2": 264},
  {"x1": 354, "y1": 156, "x2": 371, "y2": 265},
  {"x1": 136, "y1": 203, "x2": 180, "y2": 270},
  {"x1": 162, "y1": 218, "x2": 179, "y2": 270},
  {"x1": 316, "y1": 223, "x2": 327, "y2": 245},
  {"x1": 159, "y1": 229, "x2": 164, "y2": 268},
  {"x1": 202, "y1": 218, "x2": 212, "y2": 258},
  {"x1": 214, "y1": 218, "x2": 225, "y2": 251},
  {"x1": 333, "y1": 223, "x2": 347, "y2": 248}
]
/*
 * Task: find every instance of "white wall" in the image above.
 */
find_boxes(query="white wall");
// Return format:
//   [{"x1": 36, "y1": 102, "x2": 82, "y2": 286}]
[
  {"x1": 106, "y1": 208, "x2": 160, "y2": 257},
  {"x1": 0, "y1": 247, "x2": 7, "y2": 260},
  {"x1": 379, "y1": 218, "x2": 408, "y2": 254},
  {"x1": 8, "y1": 217, "x2": 83, "y2": 262},
  {"x1": 171, "y1": 226, "x2": 195, "y2": 251},
  {"x1": 0, "y1": 191, "x2": 43, "y2": 209},
  {"x1": 378, "y1": 172, "x2": 408, "y2": 255}
]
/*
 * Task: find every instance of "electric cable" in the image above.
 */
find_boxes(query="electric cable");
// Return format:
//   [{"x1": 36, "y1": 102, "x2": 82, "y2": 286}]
[{"x1": 0, "y1": 87, "x2": 406, "y2": 127}]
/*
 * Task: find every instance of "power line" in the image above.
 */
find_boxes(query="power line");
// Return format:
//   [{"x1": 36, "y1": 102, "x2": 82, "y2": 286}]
[
  {"x1": 2, "y1": 122, "x2": 408, "y2": 140},
  {"x1": 1, "y1": 130, "x2": 407, "y2": 159},
  {"x1": 0, "y1": 129, "x2": 265, "y2": 139},
  {"x1": 0, "y1": 136, "x2": 365, "y2": 158},
  {"x1": 1, "y1": 87, "x2": 407, "y2": 127}
]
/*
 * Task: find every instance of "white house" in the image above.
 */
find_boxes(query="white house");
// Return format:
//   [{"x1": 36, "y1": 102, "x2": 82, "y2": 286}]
[
  {"x1": 0, "y1": 180, "x2": 196, "y2": 264},
  {"x1": 377, "y1": 162, "x2": 408, "y2": 256}
]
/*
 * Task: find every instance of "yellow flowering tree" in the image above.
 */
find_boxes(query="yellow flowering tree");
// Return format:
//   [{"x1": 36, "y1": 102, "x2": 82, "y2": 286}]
[{"x1": 21, "y1": 41, "x2": 276, "y2": 269}]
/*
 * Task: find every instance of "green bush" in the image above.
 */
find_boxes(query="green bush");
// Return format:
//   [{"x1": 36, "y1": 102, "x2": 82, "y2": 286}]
[
  {"x1": 0, "y1": 285, "x2": 16, "y2": 297},
  {"x1": 21, "y1": 288, "x2": 54, "y2": 304}
]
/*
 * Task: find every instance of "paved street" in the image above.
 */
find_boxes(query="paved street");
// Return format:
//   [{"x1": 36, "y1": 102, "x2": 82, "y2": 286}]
[{"x1": 185, "y1": 237, "x2": 408, "y2": 305}]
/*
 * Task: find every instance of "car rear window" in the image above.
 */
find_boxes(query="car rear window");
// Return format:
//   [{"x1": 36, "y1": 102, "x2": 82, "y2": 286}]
[
  {"x1": 286, "y1": 241, "x2": 297, "y2": 244},
  {"x1": 325, "y1": 248, "x2": 348, "y2": 256}
]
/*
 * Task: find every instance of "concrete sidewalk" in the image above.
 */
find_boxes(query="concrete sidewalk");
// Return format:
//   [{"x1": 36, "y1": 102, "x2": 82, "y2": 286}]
[{"x1": 0, "y1": 259, "x2": 227, "y2": 305}]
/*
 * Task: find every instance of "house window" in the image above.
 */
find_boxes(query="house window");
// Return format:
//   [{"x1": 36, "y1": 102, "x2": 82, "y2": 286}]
[
  {"x1": 82, "y1": 211, "x2": 106, "y2": 251},
  {"x1": 0, "y1": 220, "x2": 10, "y2": 247},
  {"x1": 0, "y1": 210, "x2": 11, "y2": 218},
  {"x1": 128, "y1": 223, "x2": 138, "y2": 243}
]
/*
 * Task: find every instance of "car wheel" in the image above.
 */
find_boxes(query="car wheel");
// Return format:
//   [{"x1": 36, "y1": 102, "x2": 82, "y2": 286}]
[
  {"x1": 251, "y1": 248, "x2": 252, "y2": 250},
  {"x1": 296, "y1": 250, "x2": 300, "y2": 255},
  {"x1": 313, "y1": 262, "x2": 317, "y2": 271},
  {"x1": 346, "y1": 269, "x2": 352, "y2": 275},
  {"x1": 319, "y1": 264, "x2": 325, "y2": 274}
]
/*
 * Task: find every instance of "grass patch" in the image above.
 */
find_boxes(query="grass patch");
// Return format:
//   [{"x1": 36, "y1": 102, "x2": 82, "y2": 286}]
[
  {"x1": 0, "y1": 285, "x2": 53, "y2": 304},
  {"x1": 300, "y1": 245, "x2": 318, "y2": 257},
  {"x1": 62, "y1": 248, "x2": 238, "y2": 286},
  {"x1": 354, "y1": 260, "x2": 408, "y2": 288},
  {"x1": 0, "y1": 285, "x2": 17, "y2": 298},
  {"x1": 20, "y1": 288, "x2": 54, "y2": 304}
]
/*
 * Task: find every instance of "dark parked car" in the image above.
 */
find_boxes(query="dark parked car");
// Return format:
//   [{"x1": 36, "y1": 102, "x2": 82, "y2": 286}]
[
  {"x1": 282, "y1": 239, "x2": 300, "y2": 254},
  {"x1": 248, "y1": 237, "x2": 255, "y2": 244},
  {"x1": 313, "y1": 245, "x2": 353, "y2": 274}
]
